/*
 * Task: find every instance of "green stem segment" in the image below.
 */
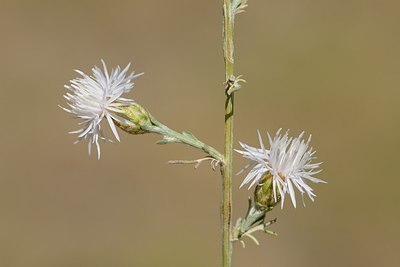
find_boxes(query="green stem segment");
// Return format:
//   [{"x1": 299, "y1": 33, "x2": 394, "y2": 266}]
[
  {"x1": 116, "y1": 104, "x2": 223, "y2": 162},
  {"x1": 145, "y1": 115, "x2": 224, "y2": 162},
  {"x1": 223, "y1": 0, "x2": 235, "y2": 266},
  {"x1": 232, "y1": 173, "x2": 279, "y2": 244}
]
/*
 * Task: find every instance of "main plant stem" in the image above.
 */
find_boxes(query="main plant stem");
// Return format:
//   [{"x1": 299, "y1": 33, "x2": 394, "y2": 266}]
[{"x1": 222, "y1": 0, "x2": 235, "y2": 266}]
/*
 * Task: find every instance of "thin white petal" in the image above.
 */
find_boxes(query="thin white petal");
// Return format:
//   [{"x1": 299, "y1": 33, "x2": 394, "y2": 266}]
[{"x1": 106, "y1": 114, "x2": 120, "y2": 142}]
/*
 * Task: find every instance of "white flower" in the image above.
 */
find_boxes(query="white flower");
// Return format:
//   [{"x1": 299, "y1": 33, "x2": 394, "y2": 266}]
[
  {"x1": 236, "y1": 129, "x2": 325, "y2": 208},
  {"x1": 61, "y1": 60, "x2": 143, "y2": 159}
]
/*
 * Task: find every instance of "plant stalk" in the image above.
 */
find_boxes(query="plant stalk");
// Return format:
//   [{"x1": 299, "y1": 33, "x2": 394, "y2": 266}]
[
  {"x1": 222, "y1": 0, "x2": 235, "y2": 266},
  {"x1": 145, "y1": 115, "x2": 224, "y2": 162}
]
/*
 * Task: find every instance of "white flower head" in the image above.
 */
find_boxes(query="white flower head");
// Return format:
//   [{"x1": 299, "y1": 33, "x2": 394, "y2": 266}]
[
  {"x1": 61, "y1": 60, "x2": 143, "y2": 159},
  {"x1": 236, "y1": 129, "x2": 325, "y2": 208}
]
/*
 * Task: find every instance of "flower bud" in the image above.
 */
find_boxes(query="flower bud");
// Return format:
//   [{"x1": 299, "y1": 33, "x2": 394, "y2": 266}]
[
  {"x1": 116, "y1": 103, "x2": 153, "y2": 135},
  {"x1": 254, "y1": 172, "x2": 281, "y2": 211}
]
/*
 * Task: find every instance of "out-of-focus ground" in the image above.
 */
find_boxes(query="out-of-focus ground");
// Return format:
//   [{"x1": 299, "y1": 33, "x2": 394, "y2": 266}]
[{"x1": 0, "y1": 0, "x2": 399, "y2": 266}]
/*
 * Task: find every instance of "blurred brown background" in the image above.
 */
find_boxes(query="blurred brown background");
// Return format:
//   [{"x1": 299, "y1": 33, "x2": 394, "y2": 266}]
[{"x1": 1, "y1": 0, "x2": 399, "y2": 266}]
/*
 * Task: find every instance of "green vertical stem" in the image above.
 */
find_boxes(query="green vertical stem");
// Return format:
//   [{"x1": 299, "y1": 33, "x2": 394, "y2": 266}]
[{"x1": 222, "y1": 0, "x2": 234, "y2": 267}]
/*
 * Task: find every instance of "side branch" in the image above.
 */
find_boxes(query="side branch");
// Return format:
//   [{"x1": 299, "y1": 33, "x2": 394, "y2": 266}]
[
  {"x1": 140, "y1": 114, "x2": 224, "y2": 163},
  {"x1": 168, "y1": 157, "x2": 221, "y2": 170}
]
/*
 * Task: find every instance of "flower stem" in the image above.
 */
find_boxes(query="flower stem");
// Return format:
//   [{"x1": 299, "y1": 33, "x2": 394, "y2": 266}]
[
  {"x1": 144, "y1": 114, "x2": 224, "y2": 162},
  {"x1": 222, "y1": 0, "x2": 235, "y2": 266}
]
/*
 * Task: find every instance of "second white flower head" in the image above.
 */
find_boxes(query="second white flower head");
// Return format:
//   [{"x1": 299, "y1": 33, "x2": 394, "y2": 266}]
[{"x1": 236, "y1": 129, "x2": 325, "y2": 208}]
